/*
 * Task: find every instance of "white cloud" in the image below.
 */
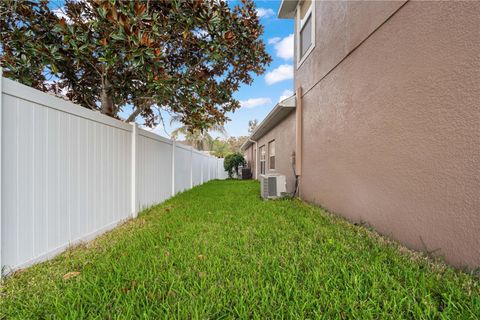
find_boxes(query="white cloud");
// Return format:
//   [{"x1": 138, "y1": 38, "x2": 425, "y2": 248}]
[
  {"x1": 256, "y1": 8, "x2": 275, "y2": 19},
  {"x1": 268, "y1": 37, "x2": 281, "y2": 45},
  {"x1": 240, "y1": 97, "x2": 272, "y2": 109},
  {"x1": 279, "y1": 89, "x2": 294, "y2": 102},
  {"x1": 265, "y1": 64, "x2": 293, "y2": 85},
  {"x1": 270, "y1": 33, "x2": 294, "y2": 60}
]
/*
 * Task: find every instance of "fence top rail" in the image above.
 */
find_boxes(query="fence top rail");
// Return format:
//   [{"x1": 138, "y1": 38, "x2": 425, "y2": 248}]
[
  {"x1": 190, "y1": 148, "x2": 208, "y2": 157},
  {"x1": 178, "y1": 146, "x2": 218, "y2": 160},
  {"x1": 137, "y1": 128, "x2": 173, "y2": 145},
  {"x1": 2, "y1": 77, "x2": 132, "y2": 132},
  {"x1": 175, "y1": 142, "x2": 195, "y2": 151},
  {"x1": 191, "y1": 149, "x2": 205, "y2": 156}
]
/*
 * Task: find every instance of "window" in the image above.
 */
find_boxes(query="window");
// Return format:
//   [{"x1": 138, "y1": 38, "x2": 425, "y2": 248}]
[
  {"x1": 259, "y1": 145, "x2": 266, "y2": 175},
  {"x1": 268, "y1": 140, "x2": 275, "y2": 170},
  {"x1": 297, "y1": 0, "x2": 315, "y2": 66}
]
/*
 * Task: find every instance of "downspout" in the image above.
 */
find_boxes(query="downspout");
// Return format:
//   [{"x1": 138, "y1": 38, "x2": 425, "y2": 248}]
[
  {"x1": 248, "y1": 138, "x2": 258, "y2": 180},
  {"x1": 295, "y1": 87, "x2": 303, "y2": 197}
]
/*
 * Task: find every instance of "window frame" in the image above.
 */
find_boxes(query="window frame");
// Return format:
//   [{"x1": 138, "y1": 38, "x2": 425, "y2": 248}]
[
  {"x1": 259, "y1": 145, "x2": 266, "y2": 175},
  {"x1": 296, "y1": 0, "x2": 316, "y2": 69},
  {"x1": 268, "y1": 140, "x2": 276, "y2": 171}
]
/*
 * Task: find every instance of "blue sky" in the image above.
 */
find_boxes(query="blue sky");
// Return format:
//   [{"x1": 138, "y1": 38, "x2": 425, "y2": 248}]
[
  {"x1": 222, "y1": 1, "x2": 294, "y2": 138},
  {"x1": 156, "y1": 0, "x2": 294, "y2": 139}
]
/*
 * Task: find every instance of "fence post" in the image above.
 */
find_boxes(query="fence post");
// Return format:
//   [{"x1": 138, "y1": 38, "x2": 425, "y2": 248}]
[
  {"x1": 208, "y1": 157, "x2": 211, "y2": 181},
  {"x1": 200, "y1": 155, "x2": 203, "y2": 184},
  {"x1": 0, "y1": 68, "x2": 3, "y2": 277},
  {"x1": 171, "y1": 140, "x2": 176, "y2": 196},
  {"x1": 190, "y1": 148, "x2": 193, "y2": 188},
  {"x1": 131, "y1": 123, "x2": 138, "y2": 218}
]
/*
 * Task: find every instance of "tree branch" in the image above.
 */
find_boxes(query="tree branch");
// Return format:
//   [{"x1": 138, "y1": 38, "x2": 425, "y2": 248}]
[{"x1": 125, "y1": 107, "x2": 143, "y2": 123}]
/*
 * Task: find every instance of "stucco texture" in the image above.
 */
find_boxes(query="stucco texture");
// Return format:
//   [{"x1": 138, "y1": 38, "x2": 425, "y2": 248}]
[{"x1": 299, "y1": 1, "x2": 480, "y2": 268}]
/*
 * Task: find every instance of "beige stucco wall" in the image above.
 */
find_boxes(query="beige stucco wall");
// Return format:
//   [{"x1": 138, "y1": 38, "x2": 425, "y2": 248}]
[
  {"x1": 297, "y1": 1, "x2": 480, "y2": 268},
  {"x1": 294, "y1": 0, "x2": 406, "y2": 93},
  {"x1": 245, "y1": 112, "x2": 297, "y2": 194}
]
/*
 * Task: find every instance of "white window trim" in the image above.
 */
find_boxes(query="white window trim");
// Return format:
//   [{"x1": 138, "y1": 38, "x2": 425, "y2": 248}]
[
  {"x1": 260, "y1": 145, "x2": 266, "y2": 175},
  {"x1": 296, "y1": 0, "x2": 316, "y2": 69},
  {"x1": 268, "y1": 140, "x2": 276, "y2": 171}
]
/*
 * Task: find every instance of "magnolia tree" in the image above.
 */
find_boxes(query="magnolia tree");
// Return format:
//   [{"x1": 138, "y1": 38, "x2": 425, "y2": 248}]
[{"x1": 0, "y1": 0, "x2": 271, "y2": 130}]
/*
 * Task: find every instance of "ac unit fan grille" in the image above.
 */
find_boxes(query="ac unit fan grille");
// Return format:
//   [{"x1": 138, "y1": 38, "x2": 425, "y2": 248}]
[
  {"x1": 268, "y1": 177, "x2": 277, "y2": 197},
  {"x1": 261, "y1": 177, "x2": 269, "y2": 198}
]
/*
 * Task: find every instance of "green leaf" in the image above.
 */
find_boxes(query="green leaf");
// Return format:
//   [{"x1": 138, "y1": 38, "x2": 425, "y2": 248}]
[
  {"x1": 110, "y1": 32, "x2": 126, "y2": 41},
  {"x1": 97, "y1": 7, "x2": 107, "y2": 18}
]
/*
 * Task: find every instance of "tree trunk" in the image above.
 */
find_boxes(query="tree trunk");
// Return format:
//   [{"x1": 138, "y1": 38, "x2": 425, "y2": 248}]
[{"x1": 100, "y1": 79, "x2": 114, "y2": 116}]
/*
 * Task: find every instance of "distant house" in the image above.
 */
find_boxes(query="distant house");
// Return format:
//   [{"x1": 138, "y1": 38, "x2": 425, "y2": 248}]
[{"x1": 242, "y1": 0, "x2": 480, "y2": 268}]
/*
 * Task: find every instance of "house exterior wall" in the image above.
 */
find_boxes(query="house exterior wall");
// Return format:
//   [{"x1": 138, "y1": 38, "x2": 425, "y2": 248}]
[
  {"x1": 296, "y1": 1, "x2": 480, "y2": 268},
  {"x1": 294, "y1": 1, "x2": 406, "y2": 92},
  {"x1": 244, "y1": 111, "x2": 297, "y2": 194}
]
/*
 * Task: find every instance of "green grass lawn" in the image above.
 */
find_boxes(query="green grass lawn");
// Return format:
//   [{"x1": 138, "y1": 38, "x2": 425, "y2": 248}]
[{"x1": 1, "y1": 180, "x2": 479, "y2": 319}]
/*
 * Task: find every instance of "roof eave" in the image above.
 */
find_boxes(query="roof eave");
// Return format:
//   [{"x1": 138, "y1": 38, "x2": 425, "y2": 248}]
[
  {"x1": 240, "y1": 95, "x2": 296, "y2": 151},
  {"x1": 278, "y1": 0, "x2": 298, "y2": 19}
]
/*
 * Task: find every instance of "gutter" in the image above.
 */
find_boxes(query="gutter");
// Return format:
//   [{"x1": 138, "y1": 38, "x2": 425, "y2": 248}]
[{"x1": 295, "y1": 87, "x2": 302, "y2": 177}]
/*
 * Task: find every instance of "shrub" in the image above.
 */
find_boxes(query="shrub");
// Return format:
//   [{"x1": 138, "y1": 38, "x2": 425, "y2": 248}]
[{"x1": 224, "y1": 153, "x2": 246, "y2": 178}]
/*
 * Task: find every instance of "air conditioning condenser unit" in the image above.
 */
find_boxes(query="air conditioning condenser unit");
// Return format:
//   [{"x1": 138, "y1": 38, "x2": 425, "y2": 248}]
[{"x1": 260, "y1": 174, "x2": 286, "y2": 199}]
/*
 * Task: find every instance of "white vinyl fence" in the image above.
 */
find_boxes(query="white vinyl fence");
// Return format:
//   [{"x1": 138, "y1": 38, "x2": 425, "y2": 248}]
[{"x1": 0, "y1": 74, "x2": 227, "y2": 275}]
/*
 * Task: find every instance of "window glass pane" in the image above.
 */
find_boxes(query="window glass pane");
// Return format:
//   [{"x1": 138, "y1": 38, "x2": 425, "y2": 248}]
[
  {"x1": 270, "y1": 156, "x2": 275, "y2": 170},
  {"x1": 269, "y1": 140, "x2": 275, "y2": 157},
  {"x1": 300, "y1": 14, "x2": 312, "y2": 58},
  {"x1": 268, "y1": 140, "x2": 275, "y2": 170},
  {"x1": 259, "y1": 145, "x2": 266, "y2": 174}
]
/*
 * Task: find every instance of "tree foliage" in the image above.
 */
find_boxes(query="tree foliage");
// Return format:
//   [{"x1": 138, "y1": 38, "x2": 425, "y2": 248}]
[
  {"x1": 170, "y1": 114, "x2": 226, "y2": 151},
  {"x1": 224, "y1": 152, "x2": 246, "y2": 178},
  {"x1": 212, "y1": 136, "x2": 248, "y2": 157},
  {"x1": 0, "y1": 0, "x2": 271, "y2": 130},
  {"x1": 174, "y1": 134, "x2": 248, "y2": 157}
]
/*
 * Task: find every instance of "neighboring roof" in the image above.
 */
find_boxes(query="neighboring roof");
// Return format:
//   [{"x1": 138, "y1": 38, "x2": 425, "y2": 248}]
[
  {"x1": 240, "y1": 95, "x2": 296, "y2": 151},
  {"x1": 278, "y1": 0, "x2": 299, "y2": 19}
]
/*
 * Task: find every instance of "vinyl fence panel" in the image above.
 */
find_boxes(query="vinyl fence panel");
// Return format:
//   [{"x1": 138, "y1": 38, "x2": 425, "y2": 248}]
[
  {"x1": 1, "y1": 78, "x2": 132, "y2": 273},
  {"x1": 0, "y1": 74, "x2": 228, "y2": 275},
  {"x1": 209, "y1": 157, "x2": 217, "y2": 180},
  {"x1": 217, "y1": 158, "x2": 228, "y2": 180},
  {"x1": 174, "y1": 144, "x2": 192, "y2": 194},
  {"x1": 192, "y1": 151, "x2": 203, "y2": 186},
  {"x1": 202, "y1": 154, "x2": 210, "y2": 182},
  {"x1": 137, "y1": 129, "x2": 173, "y2": 210}
]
